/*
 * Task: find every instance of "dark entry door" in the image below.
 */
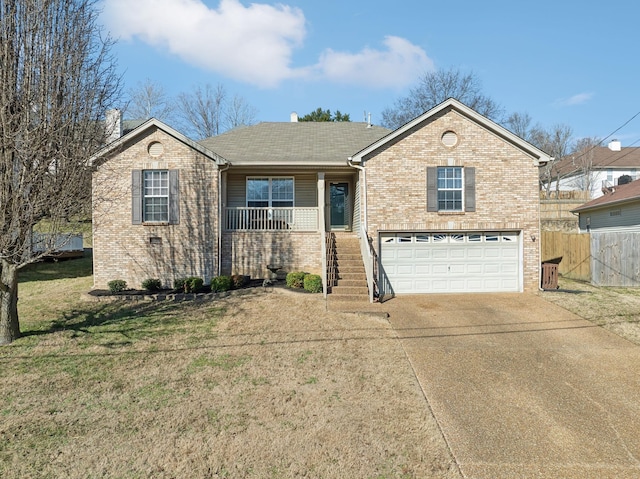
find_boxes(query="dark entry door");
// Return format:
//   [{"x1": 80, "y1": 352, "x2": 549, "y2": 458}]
[{"x1": 330, "y1": 183, "x2": 349, "y2": 229}]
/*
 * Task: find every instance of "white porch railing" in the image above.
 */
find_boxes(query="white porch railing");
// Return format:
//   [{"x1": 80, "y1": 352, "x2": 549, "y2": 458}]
[
  {"x1": 359, "y1": 224, "x2": 377, "y2": 303},
  {"x1": 224, "y1": 207, "x2": 319, "y2": 231}
]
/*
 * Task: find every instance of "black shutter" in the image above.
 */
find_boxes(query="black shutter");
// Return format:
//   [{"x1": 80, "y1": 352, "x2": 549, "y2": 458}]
[
  {"x1": 427, "y1": 167, "x2": 437, "y2": 212},
  {"x1": 132, "y1": 170, "x2": 142, "y2": 224},
  {"x1": 169, "y1": 170, "x2": 180, "y2": 224},
  {"x1": 465, "y1": 167, "x2": 476, "y2": 212}
]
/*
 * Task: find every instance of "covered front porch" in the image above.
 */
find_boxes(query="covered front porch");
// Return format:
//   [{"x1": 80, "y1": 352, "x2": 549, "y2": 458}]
[
  {"x1": 219, "y1": 168, "x2": 361, "y2": 284},
  {"x1": 221, "y1": 169, "x2": 359, "y2": 233}
]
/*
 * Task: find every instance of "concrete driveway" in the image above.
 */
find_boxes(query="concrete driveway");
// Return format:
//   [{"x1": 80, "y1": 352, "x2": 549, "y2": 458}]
[{"x1": 384, "y1": 293, "x2": 640, "y2": 479}]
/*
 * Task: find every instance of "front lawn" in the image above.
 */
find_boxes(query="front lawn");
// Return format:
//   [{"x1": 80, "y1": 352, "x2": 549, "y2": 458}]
[{"x1": 0, "y1": 258, "x2": 457, "y2": 479}]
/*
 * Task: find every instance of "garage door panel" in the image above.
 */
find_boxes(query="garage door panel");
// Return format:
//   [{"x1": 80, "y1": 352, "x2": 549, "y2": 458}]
[
  {"x1": 450, "y1": 249, "x2": 465, "y2": 259},
  {"x1": 381, "y1": 232, "x2": 521, "y2": 294},
  {"x1": 484, "y1": 263, "x2": 500, "y2": 274},
  {"x1": 432, "y1": 280, "x2": 450, "y2": 291},
  {"x1": 467, "y1": 279, "x2": 484, "y2": 290},
  {"x1": 432, "y1": 264, "x2": 449, "y2": 274},
  {"x1": 432, "y1": 250, "x2": 449, "y2": 259},
  {"x1": 397, "y1": 250, "x2": 414, "y2": 259},
  {"x1": 483, "y1": 278, "x2": 502, "y2": 289},
  {"x1": 396, "y1": 264, "x2": 413, "y2": 275},
  {"x1": 502, "y1": 263, "x2": 518, "y2": 274},
  {"x1": 467, "y1": 249, "x2": 484, "y2": 258},
  {"x1": 484, "y1": 249, "x2": 501, "y2": 258},
  {"x1": 449, "y1": 264, "x2": 465, "y2": 274},
  {"x1": 415, "y1": 249, "x2": 432, "y2": 259},
  {"x1": 467, "y1": 264, "x2": 483, "y2": 274},
  {"x1": 393, "y1": 279, "x2": 415, "y2": 292}
]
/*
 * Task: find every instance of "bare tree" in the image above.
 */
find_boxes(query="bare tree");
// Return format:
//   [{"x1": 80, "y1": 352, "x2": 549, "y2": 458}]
[
  {"x1": 530, "y1": 124, "x2": 574, "y2": 194},
  {"x1": 125, "y1": 78, "x2": 174, "y2": 122},
  {"x1": 381, "y1": 68, "x2": 503, "y2": 129},
  {"x1": 176, "y1": 84, "x2": 257, "y2": 139},
  {"x1": 504, "y1": 112, "x2": 533, "y2": 140},
  {"x1": 567, "y1": 137, "x2": 601, "y2": 194},
  {"x1": 0, "y1": 0, "x2": 120, "y2": 344},
  {"x1": 176, "y1": 83, "x2": 226, "y2": 140},
  {"x1": 224, "y1": 93, "x2": 258, "y2": 131}
]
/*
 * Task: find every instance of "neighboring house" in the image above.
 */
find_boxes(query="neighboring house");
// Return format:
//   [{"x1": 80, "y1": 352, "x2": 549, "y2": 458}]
[
  {"x1": 571, "y1": 179, "x2": 640, "y2": 287},
  {"x1": 572, "y1": 179, "x2": 640, "y2": 233},
  {"x1": 90, "y1": 98, "x2": 550, "y2": 297},
  {"x1": 542, "y1": 141, "x2": 640, "y2": 199}
]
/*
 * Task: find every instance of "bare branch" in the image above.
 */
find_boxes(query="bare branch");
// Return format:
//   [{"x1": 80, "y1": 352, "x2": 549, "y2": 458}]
[
  {"x1": 381, "y1": 68, "x2": 503, "y2": 129},
  {"x1": 0, "y1": 0, "x2": 121, "y2": 343}
]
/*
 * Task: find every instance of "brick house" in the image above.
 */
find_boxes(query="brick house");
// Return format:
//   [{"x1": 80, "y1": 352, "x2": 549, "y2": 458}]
[{"x1": 91, "y1": 99, "x2": 549, "y2": 297}]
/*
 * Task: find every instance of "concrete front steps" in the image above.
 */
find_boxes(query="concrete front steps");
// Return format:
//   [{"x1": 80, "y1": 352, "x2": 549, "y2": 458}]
[{"x1": 327, "y1": 233, "x2": 385, "y2": 314}]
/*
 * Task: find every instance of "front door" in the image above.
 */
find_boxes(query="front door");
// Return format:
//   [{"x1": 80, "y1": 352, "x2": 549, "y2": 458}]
[{"x1": 330, "y1": 183, "x2": 349, "y2": 230}]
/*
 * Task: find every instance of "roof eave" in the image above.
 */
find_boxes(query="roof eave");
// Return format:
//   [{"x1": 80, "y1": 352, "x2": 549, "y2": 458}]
[
  {"x1": 572, "y1": 196, "x2": 640, "y2": 214},
  {"x1": 350, "y1": 98, "x2": 551, "y2": 166},
  {"x1": 89, "y1": 118, "x2": 229, "y2": 167}
]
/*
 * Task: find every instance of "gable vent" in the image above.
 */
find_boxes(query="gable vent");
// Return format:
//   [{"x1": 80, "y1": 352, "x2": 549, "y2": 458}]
[
  {"x1": 148, "y1": 141, "x2": 164, "y2": 157},
  {"x1": 441, "y1": 130, "x2": 459, "y2": 147}
]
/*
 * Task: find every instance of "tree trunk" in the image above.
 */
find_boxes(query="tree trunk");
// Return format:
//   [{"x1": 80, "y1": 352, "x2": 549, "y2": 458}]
[{"x1": 0, "y1": 260, "x2": 20, "y2": 345}]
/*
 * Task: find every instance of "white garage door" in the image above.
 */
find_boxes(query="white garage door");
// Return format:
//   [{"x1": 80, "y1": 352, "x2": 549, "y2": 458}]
[{"x1": 380, "y1": 232, "x2": 521, "y2": 294}]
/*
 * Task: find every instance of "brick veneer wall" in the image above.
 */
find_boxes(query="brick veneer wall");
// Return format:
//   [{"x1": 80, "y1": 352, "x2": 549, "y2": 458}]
[
  {"x1": 221, "y1": 231, "x2": 322, "y2": 279},
  {"x1": 92, "y1": 126, "x2": 219, "y2": 289},
  {"x1": 364, "y1": 109, "x2": 541, "y2": 292}
]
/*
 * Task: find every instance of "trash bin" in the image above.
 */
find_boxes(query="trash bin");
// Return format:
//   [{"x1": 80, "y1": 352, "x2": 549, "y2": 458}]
[{"x1": 541, "y1": 258, "x2": 561, "y2": 290}]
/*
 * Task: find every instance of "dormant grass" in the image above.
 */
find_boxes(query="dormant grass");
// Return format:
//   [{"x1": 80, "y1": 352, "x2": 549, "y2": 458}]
[{"x1": 0, "y1": 256, "x2": 458, "y2": 479}]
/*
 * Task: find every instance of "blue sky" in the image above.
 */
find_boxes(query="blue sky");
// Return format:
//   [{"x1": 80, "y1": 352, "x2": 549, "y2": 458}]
[{"x1": 101, "y1": 0, "x2": 640, "y2": 145}]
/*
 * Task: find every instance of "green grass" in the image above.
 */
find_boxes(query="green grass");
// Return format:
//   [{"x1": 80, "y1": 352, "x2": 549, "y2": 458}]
[{"x1": 20, "y1": 251, "x2": 93, "y2": 282}]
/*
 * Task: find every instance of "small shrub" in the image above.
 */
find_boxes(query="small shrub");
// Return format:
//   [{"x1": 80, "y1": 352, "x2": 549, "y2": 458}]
[
  {"x1": 211, "y1": 275, "x2": 232, "y2": 292},
  {"x1": 107, "y1": 279, "x2": 127, "y2": 293},
  {"x1": 231, "y1": 274, "x2": 247, "y2": 289},
  {"x1": 303, "y1": 274, "x2": 322, "y2": 293},
  {"x1": 286, "y1": 271, "x2": 305, "y2": 289},
  {"x1": 142, "y1": 278, "x2": 162, "y2": 291},
  {"x1": 188, "y1": 277, "x2": 204, "y2": 292},
  {"x1": 174, "y1": 276, "x2": 204, "y2": 293}
]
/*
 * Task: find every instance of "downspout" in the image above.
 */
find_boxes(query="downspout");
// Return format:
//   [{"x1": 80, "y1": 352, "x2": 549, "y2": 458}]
[
  {"x1": 537, "y1": 157, "x2": 553, "y2": 291},
  {"x1": 217, "y1": 161, "x2": 230, "y2": 277},
  {"x1": 349, "y1": 157, "x2": 375, "y2": 302},
  {"x1": 347, "y1": 158, "x2": 367, "y2": 232}
]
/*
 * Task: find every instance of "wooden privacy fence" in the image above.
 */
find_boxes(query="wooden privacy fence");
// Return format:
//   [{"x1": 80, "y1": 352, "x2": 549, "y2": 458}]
[
  {"x1": 541, "y1": 231, "x2": 591, "y2": 282},
  {"x1": 591, "y1": 232, "x2": 640, "y2": 287}
]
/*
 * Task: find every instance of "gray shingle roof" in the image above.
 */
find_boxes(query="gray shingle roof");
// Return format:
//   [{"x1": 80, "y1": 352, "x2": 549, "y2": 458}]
[{"x1": 199, "y1": 122, "x2": 391, "y2": 166}]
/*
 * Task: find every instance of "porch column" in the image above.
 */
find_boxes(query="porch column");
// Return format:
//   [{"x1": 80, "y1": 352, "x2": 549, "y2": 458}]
[
  {"x1": 318, "y1": 173, "x2": 327, "y2": 296},
  {"x1": 317, "y1": 172, "x2": 325, "y2": 233}
]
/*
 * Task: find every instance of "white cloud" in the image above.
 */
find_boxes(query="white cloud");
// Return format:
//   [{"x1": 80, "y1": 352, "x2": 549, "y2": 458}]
[
  {"x1": 102, "y1": 0, "x2": 306, "y2": 88},
  {"x1": 555, "y1": 92, "x2": 594, "y2": 107},
  {"x1": 314, "y1": 36, "x2": 434, "y2": 89},
  {"x1": 101, "y1": 0, "x2": 432, "y2": 89}
]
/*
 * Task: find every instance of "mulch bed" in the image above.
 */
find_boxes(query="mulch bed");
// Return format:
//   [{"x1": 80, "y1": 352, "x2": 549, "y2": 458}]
[{"x1": 87, "y1": 278, "x2": 315, "y2": 300}]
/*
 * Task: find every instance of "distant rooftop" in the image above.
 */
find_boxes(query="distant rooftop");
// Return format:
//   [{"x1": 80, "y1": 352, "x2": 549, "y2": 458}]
[{"x1": 572, "y1": 178, "x2": 640, "y2": 212}]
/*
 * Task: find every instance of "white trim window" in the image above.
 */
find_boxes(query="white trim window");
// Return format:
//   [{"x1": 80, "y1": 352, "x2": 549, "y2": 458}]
[
  {"x1": 143, "y1": 170, "x2": 169, "y2": 222},
  {"x1": 247, "y1": 177, "x2": 294, "y2": 207},
  {"x1": 427, "y1": 166, "x2": 475, "y2": 213},
  {"x1": 437, "y1": 167, "x2": 463, "y2": 211}
]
